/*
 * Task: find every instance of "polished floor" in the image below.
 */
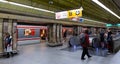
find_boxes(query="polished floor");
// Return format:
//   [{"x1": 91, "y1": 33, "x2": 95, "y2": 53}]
[{"x1": 0, "y1": 43, "x2": 120, "y2": 64}]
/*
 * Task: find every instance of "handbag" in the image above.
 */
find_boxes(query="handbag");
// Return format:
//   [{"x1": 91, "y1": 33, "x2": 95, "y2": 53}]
[{"x1": 6, "y1": 45, "x2": 12, "y2": 52}]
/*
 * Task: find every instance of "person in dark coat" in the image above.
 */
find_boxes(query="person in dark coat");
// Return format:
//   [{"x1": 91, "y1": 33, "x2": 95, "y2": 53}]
[
  {"x1": 63, "y1": 30, "x2": 67, "y2": 42},
  {"x1": 107, "y1": 30, "x2": 113, "y2": 53},
  {"x1": 100, "y1": 29, "x2": 106, "y2": 49},
  {"x1": 81, "y1": 30, "x2": 92, "y2": 60}
]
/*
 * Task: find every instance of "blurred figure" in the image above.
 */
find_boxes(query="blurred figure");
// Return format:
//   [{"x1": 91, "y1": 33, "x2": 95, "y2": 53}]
[
  {"x1": 68, "y1": 33, "x2": 79, "y2": 47},
  {"x1": 107, "y1": 29, "x2": 114, "y2": 53},
  {"x1": 4, "y1": 32, "x2": 13, "y2": 58},
  {"x1": 100, "y1": 29, "x2": 105, "y2": 42},
  {"x1": 63, "y1": 30, "x2": 67, "y2": 42},
  {"x1": 81, "y1": 30, "x2": 92, "y2": 60},
  {"x1": 100, "y1": 29, "x2": 106, "y2": 49},
  {"x1": 79, "y1": 31, "x2": 85, "y2": 39},
  {"x1": 92, "y1": 31, "x2": 100, "y2": 49}
]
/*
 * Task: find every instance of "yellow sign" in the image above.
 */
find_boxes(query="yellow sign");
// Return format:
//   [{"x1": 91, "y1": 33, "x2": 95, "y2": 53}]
[{"x1": 68, "y1": 9, "x2": 82, "y2": 18}]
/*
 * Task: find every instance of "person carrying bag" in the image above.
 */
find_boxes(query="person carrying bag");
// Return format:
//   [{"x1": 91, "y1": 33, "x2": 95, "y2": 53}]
[
  {"x1": 4, "y1": 32, "x2": 13, "y2": 58},
  {"x1": 81, "y1": 30, "x2": 92, "y2": 60}
]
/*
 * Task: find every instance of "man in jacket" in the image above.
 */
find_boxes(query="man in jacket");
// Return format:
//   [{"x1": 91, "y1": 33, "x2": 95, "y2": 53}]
[{"x1": 81, "y1": 30, "x2": 92, "y2": 60}]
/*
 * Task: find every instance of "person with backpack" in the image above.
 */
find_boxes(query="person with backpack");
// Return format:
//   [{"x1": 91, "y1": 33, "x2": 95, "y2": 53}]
[
  {"x1": 4, "y1": 32, "x2": 13, "y2": 58},
  {"x1": 81, "y1": 30, "x2": 92, "y2": 60}
]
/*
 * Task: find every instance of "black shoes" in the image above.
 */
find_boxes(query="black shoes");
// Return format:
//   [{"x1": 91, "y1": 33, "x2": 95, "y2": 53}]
[
  {"x1": 81, "y1": 56, "x2": 92, "y2": 60},
  {"x1": 88, "y1": 56, "x2": 92, "y2": 58},
  {"x1": 81, "y1": 58, "x2": 86, "y2": 60}
]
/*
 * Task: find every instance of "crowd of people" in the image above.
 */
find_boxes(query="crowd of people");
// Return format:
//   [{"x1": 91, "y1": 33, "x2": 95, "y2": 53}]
[{"x1": 68, "y1": 29, "x2": 114, "y2": 60}]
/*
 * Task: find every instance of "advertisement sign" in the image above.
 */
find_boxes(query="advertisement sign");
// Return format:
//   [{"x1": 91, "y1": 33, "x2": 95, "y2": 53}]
[
  {"x1": 55, "y1": 11, "x2": 68, "y2": 19},
  {"x1": 24, "y1": 29, "x2": 35, "y2": 36},
  {"x1": 55, "y1": 8, "x2": 83, "y2": 19},
  {"x1": 68, "y1": 9, "x2": 82, "y2": 18}
]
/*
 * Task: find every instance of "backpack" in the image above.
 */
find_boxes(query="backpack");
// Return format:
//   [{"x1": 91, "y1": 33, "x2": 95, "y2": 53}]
[
  {"x1": 6, "y1": 36, "x2": 12, "y2": 44},
  {"x1": 8, "y1": 37, "x2": 12, "y2": 44},
  {"x1": 80, "y1": 36, "x2": 85, "y2": 45}
]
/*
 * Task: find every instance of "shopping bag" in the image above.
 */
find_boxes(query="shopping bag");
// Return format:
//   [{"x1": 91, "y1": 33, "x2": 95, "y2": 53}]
[{"x1": 6, "y1": 46, "x2": 12, "y2": 52}]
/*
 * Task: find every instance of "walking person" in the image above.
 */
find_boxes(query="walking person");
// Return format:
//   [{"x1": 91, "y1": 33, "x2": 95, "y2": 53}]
[
  {"x1": 81, "y1": 30, "x2": 92, "y2": 60},
  {"x1": 4, "y1": 32, "x2": 13, "y2": 58},
  {"x1": 99, "y1": 29, "x2": 105, "y2": 49},
  {"x1": 107, "y1": 29, "x2": 114, "y2": 53}
]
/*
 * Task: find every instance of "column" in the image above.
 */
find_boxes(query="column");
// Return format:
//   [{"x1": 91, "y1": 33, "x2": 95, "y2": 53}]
[
  {"x1": 2, "y1": 19, "x2": 18, "y2": 54},
  {"x1": 47, "y1": 24, "x2": 62, "y2": 47},
  {"x1": 73, "y1": 26, "x2": 79, "y2": 35},
  {"x1": 2, "y1": 18, "x2": 9, "y2": 53},
  {"x1": 0, "y1": 18, "x2": 3, "y2": 53},
  {"x1": 56, "y1": 24, "x2": 60, "y2": 43},
  {"x1": 56, "y1": 24, "x2": 62, "y2": 43},
  {"x1": 59, "y1": 24, "x2": 62, "y2": 43},
  {"x1": 12, "y1": 20, "x2": 17, "y2": 53},
  {"x1": 77, "y1": 26, "x2": 82, "y2": 35},
  {"x1": 79, "y1": 26, "x2": 83, "y2": 33}
]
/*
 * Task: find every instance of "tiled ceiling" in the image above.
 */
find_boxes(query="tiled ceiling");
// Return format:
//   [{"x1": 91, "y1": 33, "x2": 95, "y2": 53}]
[
  {"x1": 7, "y1": 0, "x2": 120, "y2": 24},
  {"x1": 112, "y1": 0, "x2": 120, "y2": 10}
]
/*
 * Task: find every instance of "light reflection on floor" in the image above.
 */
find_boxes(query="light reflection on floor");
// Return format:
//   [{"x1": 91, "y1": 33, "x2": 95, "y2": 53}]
[{"x1": 0, "y1": 43, "x2": 119, "y2": 64}]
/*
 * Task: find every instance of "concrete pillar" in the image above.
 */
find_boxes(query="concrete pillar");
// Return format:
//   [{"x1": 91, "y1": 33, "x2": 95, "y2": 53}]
[
  {"x1": 2, "y1": 18, "x2": 9, "y2": 53},
  {"x1": 1, "y1": 19, "x2": 18, "y2": 54},
  {"x1": 56, "y1": 24, "x2": 62, "y2": 43},
  {"x1": 56, "y1": 24, "x2": 60, "y2": 43},
  {"x1": 53, "y1": 24, "x2": 56, "y2": 43},
  {"x1": 0, "y1": 18, "x2": 3, "y2": 53},
  {"x1": 79, "y1": 26, "x2": 83, "y2": 33},
  {"x1": 73, "y1": 26, "x2": 79, "y2": 35},
  {"x1": 12, "y1": 20, "x2": 17, "y2": 53},
  {"x1": 59, "y1": 24, "x2": 62, "y2": 43},
  {"x1": 77, "y1": 26, "x2": 82, "y2": 35},
  {"x1": 47, "y1": 24, "x2": 62, "y2": 47}
]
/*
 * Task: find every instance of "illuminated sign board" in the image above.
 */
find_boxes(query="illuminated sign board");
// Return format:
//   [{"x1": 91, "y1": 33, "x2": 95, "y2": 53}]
[
  {"x1": 117, "y1": 24, "x2": 120, "y2": 26},
  {"x1": 55, "y1": 8, "x2": 83, "y2": 19},
  {"x1": 106, "y1": 24, "x2": 112, "y2": 27},
  {"x1": 68, "y1": 9, "x2": 82, "y2": 18}
]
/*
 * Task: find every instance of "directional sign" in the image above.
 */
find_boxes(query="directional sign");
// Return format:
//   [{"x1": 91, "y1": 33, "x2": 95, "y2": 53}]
[
  {"x1": 79, "y1": 18, "x2": 84, "y2": 22},
  {"x1": 117, "y1": 24, "x2": 120, "y2": 26},
  {"x1": 106, "y1": 24, "x2": 112, "y2": 27}
]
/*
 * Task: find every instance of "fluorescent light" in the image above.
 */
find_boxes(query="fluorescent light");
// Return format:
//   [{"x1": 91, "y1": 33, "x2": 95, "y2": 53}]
[
  {"x1": 92, "y1": 0, "x2": 120, "y2": 19},
  {"x1": 0, "y1": 0, "x2": 55, "y2": 13},
  {"x1": 84, "y1": 18, "x2": 107, "y2": 24}
]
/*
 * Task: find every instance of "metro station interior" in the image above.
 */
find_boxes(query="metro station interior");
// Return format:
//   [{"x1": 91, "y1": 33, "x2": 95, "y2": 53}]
[{"x1": 0, "y1": 0, "x2": 120, "y2": 64}]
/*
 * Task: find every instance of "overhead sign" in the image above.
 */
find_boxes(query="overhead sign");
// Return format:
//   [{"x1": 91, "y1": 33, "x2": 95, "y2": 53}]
[
  {"x1": 55, "y1": 7, "x2": 83, "y2": 19},
  {"x1": 70, "y1": 17, "x2": 79, "y2": 21},
  {"x1": 117, "y1": 24, "x2": 120, "y2": 26},
  {"x1": 79, "y1": 18, "x2": 84, "y2": 22},
  {"x1": 55, "y1": 11, "x2": 68, "y2": 19},
  {"x1": 68, "y1": 9, "x2": 82, "y2": 18},
  {"x1": 106, "y1": 24, "x2": 112, "y2": 27}
]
